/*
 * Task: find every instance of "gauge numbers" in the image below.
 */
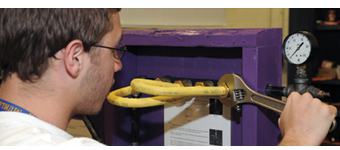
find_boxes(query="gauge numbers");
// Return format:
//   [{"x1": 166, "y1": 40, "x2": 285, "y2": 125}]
[{"x1": 283, "y1": 33, "x2": 311, "y2": 65}]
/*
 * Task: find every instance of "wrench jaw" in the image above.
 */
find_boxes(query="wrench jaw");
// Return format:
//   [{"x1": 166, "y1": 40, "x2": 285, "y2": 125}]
[
  {"x1": 218, "y1": 73, "x2": 250, "y2": 108},
  {"x1": 218, "y1": 73, "x2": 281, "y2": 111}
]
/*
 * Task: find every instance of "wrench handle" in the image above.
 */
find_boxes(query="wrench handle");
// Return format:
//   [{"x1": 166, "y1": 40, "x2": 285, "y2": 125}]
[
  {"x1": 251, "y1": 93, "x2": 337, "y2": 132},
  {"x1": 251, "y1": 93, "x2": 286, "y2": 113}
]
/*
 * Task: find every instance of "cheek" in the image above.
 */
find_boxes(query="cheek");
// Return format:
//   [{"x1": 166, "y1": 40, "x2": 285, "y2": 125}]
[
  {"x1": 100, "y1": 55, "x2": 117, "y2": 85},
  {"x1": 105, "y1": 63, "x2": 115, "y2": 77},
  {"x1": 102, "y1": 64, "x2": 115, "y2": 85}
]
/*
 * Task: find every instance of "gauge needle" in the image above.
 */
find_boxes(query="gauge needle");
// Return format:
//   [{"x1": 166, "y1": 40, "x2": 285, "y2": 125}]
[{"x1": 290, "y1": 42, "x2": 304, "y2": 59}]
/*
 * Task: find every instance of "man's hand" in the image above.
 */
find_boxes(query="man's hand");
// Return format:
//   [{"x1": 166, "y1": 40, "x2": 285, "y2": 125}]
[{"x1": 278, "y1": 92, "x2": 337, "y2": 146}]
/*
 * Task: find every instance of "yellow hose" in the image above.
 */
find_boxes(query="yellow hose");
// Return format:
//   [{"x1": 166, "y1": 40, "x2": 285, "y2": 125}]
[
  {"x1": 107, "y1": 78, "x2": 228, "y2": 108},
  {"x1": 107, "y1": 86, "x2": 185, "y2": 108},
  {"x1": 131, "y1": 79, "x2": 227, "y2": 96}
]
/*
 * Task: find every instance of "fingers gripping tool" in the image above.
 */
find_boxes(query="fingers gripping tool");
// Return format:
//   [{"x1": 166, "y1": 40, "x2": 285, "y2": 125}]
[{"x1": 217, "y1": 73, "x2": 337, "y2": 132}]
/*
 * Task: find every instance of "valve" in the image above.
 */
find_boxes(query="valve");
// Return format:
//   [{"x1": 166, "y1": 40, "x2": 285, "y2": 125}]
[{"x1": 266, "y1": 64, "x2": 330, "y2": 99}]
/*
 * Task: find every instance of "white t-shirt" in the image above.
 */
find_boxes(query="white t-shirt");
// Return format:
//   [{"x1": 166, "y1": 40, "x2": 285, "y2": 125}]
[{"x1": 0, "y1": 111, "x2": 106, "y2": 146}]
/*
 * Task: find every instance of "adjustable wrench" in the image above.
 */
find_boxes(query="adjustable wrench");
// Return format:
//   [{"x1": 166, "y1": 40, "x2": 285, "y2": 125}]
[{"x1": 217, "y1": 73, "x2": 336, "y2": 132}]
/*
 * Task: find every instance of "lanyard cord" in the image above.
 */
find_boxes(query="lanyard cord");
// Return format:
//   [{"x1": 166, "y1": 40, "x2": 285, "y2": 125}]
[{"x1": 0, "y1": 98, "x2": 36, "y2": 117}]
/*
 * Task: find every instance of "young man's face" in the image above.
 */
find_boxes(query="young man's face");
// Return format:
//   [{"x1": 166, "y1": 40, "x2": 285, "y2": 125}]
[{"x1": 75, "y1": 11, "x2": 123, "y2": 115}]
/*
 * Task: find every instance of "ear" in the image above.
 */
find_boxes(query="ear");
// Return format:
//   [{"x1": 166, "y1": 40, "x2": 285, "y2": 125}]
[{"x1": 64, "y1": 40, "x2": 85, "y2": 78}]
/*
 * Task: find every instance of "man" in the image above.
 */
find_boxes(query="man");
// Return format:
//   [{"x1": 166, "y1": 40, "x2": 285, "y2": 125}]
[
  {"x1": 0, "y1": 8, "x2": 337, "y2": 146},
  {"x1": 0, "y1": 8, "x2": 122, "y2": 145}
]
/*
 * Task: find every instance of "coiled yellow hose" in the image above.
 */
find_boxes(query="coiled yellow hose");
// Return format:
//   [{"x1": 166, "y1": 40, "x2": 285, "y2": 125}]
[
  {"x1": 107, "y1": 78, "x2": 228, "y2": 108},
  {"x1": 130, "y1": 79, "x2": 227, "y2": 96}
]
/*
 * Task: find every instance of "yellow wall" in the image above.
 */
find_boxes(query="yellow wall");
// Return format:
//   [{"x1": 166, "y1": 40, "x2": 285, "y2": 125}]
[
  {"x1": 121, "y1": 8, "x2": 289, "y2": 39},
  {"x1": 226, "y1": 8, "x2": 289, "y2": 38}
]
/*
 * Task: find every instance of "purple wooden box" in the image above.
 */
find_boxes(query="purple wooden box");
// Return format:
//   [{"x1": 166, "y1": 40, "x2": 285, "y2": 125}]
[{"x1": 101, "y1": 28, "x2": 282, "y2": 146}]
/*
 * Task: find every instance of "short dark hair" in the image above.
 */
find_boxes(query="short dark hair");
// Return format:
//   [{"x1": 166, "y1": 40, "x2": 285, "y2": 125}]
[{"x1": 0, "y1": 8, "x2": 121, "y2": 82}]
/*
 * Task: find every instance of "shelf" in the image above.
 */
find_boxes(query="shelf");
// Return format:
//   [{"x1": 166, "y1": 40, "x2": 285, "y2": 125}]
[
  {"x1": 322, "y1": 139, "x2": 340, "y2": 146},
  {"x1": 314, "y1": 25, "x2": 340, "y2": 31},
  {"x1": 312, "y1": 79, "x2": 340, "y2": 86}
]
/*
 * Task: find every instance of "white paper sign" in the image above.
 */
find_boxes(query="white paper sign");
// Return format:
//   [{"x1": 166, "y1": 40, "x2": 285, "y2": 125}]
[{"x1": 164, "y1": 96, "x2": 231, "y2": 146}]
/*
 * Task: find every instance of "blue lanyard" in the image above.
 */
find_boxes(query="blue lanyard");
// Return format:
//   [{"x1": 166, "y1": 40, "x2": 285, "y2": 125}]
[{"x1": 0, "y1": 98, "x2": 36, "y2": 117}]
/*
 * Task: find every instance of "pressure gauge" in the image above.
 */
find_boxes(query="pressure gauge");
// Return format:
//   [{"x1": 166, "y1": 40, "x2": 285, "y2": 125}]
[{"x1": 282, "y1": 31, "x2": 318, "y2": 65}]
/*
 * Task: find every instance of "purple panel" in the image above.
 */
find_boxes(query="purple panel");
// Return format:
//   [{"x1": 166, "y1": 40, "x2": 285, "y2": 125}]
[
  {"x1": 137, "y1": 56, "x2": 242, "y2": 79},
  {"x1": 257, "y1": 45, "x2": 282, "y2": 145},
  {"x1": 241, "y1": 32, "x2": 282, "y2": 145},
  {"x1": 103, "y1": 28, "x2": 282, "y2": 146},
  {"x1": 256, "y1": 31, "x2": 282, "y2": 146},
  {"x1": 242, "y1": 47, "x2": 259, "y2": 146},
  {"x1": 104, "y1": 52, "x2": 137, "y2": 146},
  {"x1": 122, "y1": 29, "x2": 280, "y2": 47},
  {"x1": 135, "y1": 53, "x2": 242, "y2": 146}
]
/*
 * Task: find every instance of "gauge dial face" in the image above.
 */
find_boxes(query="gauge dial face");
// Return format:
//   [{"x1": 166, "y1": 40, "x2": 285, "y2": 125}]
[{"x1": 283, "y1": 33, "x2": 312, "y2": 65}]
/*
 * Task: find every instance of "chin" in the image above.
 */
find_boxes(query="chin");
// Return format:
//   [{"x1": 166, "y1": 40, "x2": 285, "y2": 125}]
[
  {"x1": 89, "y1": 104, "x2": 104, "y2": 115},
  {"x1": 75, "y1": 102, "x2": 104, "y2": 116},
  {"x1": 80, "y1": 108, "x2": 101, "y2": 116}
]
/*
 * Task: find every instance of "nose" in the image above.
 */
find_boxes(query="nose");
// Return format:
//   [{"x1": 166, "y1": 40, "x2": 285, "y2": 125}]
[{"x1": 114, "y1": 58, "x2": 123, "y2": 73}]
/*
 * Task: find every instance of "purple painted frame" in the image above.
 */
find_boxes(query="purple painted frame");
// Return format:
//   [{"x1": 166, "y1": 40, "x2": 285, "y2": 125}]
[{"x1": 102, "y1": 28, "x2": 282, "y2": 146}]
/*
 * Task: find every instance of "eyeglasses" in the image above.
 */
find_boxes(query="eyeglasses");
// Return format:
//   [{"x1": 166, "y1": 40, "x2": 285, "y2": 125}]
[{"x1": 92, "y1": 43, "x2": 127, "y2": 60}]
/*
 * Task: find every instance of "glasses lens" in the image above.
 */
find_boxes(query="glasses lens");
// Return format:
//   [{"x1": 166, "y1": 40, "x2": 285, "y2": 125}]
[
  {"x1": 117, "y1": 43, "x2": 125, "y2": 49},
  {"x1": 116, "y1": 50, "x2": 125, "y2": 59},
  {"x1": 114, "y1": 43, "x2": 126, "y2": 59}
]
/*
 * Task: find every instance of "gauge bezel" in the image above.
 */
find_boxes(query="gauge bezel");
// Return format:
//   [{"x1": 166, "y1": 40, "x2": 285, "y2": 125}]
[{"x1": 282, "y1": 31, "x2": 318, "y2": 65}]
